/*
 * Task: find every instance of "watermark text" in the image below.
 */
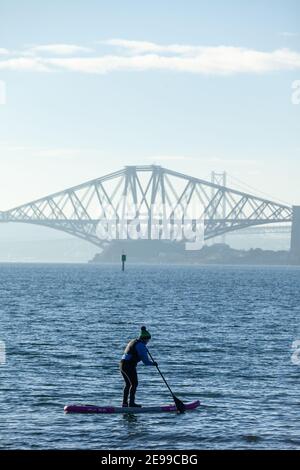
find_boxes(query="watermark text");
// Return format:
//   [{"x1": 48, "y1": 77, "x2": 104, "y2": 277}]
[
  {"x1": 0, "y1": 80, "x2": 6, "y2": 105},
  {"x1": 0, "y1": 341, "x2": 6, "y2": 365},
  {"x1": 95, "y1": 201, "x2": 205, "y2": 250},
  {"x1": 291, "y1": 340, "x2": 300, "y2": 365},
  {"x1": 291, "y1": 80, "x2": 300, "y2": 105}
]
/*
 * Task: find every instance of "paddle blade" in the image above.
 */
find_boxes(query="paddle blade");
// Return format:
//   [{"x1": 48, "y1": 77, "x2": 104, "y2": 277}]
[{"x1": 173, "y1": 395, "x2": 186, "y2": 414}]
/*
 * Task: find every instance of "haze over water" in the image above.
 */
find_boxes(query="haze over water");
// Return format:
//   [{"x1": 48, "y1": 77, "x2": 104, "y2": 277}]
[{"x1": 1, "y1": 263, "x2": 300, "y2": 450}]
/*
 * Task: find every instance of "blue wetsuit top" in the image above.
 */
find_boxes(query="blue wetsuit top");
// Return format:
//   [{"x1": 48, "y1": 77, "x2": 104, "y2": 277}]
[{"x1": 122, "y1": 340, "x2": 155, "y2": 366}]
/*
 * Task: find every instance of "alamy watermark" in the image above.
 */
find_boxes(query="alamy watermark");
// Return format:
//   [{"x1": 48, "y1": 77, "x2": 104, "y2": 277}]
[
  {"x1": 291, "y1": 80, "x2": 300, "y2": 105},
  {"x1": 0, "y1": 341, "x2": 6, "y2": 365},
  {"x1": 0, "y1": 80, "x2": 6, "y2": 105},
  {"x1": 291, "y1": 340, "x2": 300, "y2": 365},
  {"x1": 96, "y1": 201, "x2": 205, "y2": 251}
]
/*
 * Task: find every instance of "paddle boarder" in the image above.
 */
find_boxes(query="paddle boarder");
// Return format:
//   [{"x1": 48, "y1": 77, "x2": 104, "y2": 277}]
[{"x1": 120, "y1": 326, "x2": 157, "y2": 408}]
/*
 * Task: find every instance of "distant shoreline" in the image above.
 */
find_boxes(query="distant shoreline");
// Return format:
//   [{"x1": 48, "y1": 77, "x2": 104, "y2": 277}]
[
  {"x1": 89, "y1": 241, "x2": 300, "y2": 266},
  {"x1": 0, "y1": 261, "x2": 299, "y2": 268}
]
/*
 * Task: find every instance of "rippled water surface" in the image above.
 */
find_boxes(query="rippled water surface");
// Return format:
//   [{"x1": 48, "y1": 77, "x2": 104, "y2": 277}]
[{"x1": 0, "y1": 263, "x2": 300, "y2": 449}]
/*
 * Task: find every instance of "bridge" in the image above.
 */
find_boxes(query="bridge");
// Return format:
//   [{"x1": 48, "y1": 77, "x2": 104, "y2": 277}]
[{"x1": 0, "y1": 165, "x2": 299, "y2": 258}]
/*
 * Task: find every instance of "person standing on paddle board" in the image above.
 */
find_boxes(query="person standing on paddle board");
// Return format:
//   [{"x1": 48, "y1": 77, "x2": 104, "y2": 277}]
[{"x1": 120, "y1": 326, "x2": 157, "y2": 408}]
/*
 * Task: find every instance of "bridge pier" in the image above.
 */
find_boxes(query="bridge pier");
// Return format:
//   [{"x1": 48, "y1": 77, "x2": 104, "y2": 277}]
[{"x1": 290, "y1": 206, "x2": 300, "y2": 264}]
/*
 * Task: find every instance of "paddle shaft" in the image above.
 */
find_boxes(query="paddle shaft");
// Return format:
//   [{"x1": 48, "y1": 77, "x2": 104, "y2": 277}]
[{"x1": 146, "y1": 348, "x2": 177, "y2": 400}]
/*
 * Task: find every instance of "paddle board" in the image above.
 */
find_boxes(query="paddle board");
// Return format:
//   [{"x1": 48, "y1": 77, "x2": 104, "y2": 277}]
[{"x1": 64, "y1": 400, "x2": 200, "y2": 414}]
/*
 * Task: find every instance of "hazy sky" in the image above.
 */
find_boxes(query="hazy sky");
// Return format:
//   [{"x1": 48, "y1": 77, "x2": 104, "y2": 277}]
[{"x1": 0, "y1": 0, "x2": 299, "y2": 211}]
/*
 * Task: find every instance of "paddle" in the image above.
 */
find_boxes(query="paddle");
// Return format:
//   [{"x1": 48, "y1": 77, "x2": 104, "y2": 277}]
[{"x1": 146, "y1": 347, "x2": 186, "y2": 414}]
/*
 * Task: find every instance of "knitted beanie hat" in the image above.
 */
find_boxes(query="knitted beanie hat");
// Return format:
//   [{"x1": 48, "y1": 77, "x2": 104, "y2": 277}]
[{"x1": 139, "y1": 326, "x2": 151, "y2": 340}]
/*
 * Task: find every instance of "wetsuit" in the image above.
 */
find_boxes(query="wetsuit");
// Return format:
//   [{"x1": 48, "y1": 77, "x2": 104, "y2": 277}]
[{"x1": 120, "y1": 338, "x2": 155, "y2": 406}]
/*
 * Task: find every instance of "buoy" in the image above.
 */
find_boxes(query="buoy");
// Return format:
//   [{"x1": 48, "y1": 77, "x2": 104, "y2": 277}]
[{"x1": 121, "y1": 251, "x2": 126, "y2": 271}]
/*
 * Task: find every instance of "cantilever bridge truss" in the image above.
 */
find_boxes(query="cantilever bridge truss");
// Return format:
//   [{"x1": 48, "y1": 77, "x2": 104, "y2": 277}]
[{"x1": 0, "y1": 165, "x2": 293, "y2": 247}]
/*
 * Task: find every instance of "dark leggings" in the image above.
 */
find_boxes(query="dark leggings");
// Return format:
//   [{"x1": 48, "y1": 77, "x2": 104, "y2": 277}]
[{"x1": 120, "y1": 360, "x2": 138, "y2": 405}]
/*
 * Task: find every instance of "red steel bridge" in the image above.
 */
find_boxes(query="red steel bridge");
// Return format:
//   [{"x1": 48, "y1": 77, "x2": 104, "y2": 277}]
[{"x1": 0, "y1": 165, "x2": 298, "y2": 255}]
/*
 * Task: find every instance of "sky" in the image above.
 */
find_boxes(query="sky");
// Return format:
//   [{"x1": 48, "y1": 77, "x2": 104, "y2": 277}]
[{"x1": 0, "y1": 0, "x2": 300, "y2": 214}]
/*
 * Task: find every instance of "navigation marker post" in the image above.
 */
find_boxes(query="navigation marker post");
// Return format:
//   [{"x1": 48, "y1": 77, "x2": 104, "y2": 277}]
[{"x1": 121, "y1": 251, "x2": 126, "y2": 271}]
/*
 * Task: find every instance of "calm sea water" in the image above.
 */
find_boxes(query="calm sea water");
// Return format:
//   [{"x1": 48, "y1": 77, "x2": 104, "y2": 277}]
[{"x1": 0, "y1": 263, "x2": 300, "y2": 450}]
